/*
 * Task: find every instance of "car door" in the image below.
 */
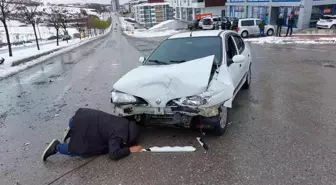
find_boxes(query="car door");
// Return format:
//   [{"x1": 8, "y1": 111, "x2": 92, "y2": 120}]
[
  {"x1": 225, "y1": 34, "x2": 243, "y2": 92},
  {"x1": 232, "y1": 34, "x2": 250, "y2": 82}
]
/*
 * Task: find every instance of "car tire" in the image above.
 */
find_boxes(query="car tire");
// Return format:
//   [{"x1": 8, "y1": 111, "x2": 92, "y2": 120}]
[
  {"x1": 213, "y1": 106, "x2": 228, "y2": 136},
  {"x1": 267, "y1": 29, "x2": 274, "y2": 36},
  {"x1": 331, "y1": 25, "x2": 336, "y2": 29},
  {"x1": 241, "y1": 31, "x2": 249, "y2": 38},
  {"x1": 243, "y1": 65, "x2": 251, "y2": 89}
]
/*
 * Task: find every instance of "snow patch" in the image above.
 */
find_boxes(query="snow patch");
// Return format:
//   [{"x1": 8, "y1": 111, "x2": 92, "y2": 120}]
[
  {"x1": 244, "y1": 36, "x2": 336, "y2": 44},
  {"x1": 148, "y1": 20, "x2": 175, "y2": 31}
]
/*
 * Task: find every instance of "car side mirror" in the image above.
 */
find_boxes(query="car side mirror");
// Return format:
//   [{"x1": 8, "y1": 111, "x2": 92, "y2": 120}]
[
  {"x1": 139, "y1": 56, "x2": 146, "y2": 63},
  {"x1": 232, "y1": 55, "x2": 245, "y2": 63}
]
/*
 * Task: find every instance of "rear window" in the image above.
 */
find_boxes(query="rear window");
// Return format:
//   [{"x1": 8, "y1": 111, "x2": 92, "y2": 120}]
[
  {"x1": 203, "y1": 19, "x2": 212, "y2": 25},
  {"x1": 241, "y1": 20, "x2": 255, "y2": 26},
  {"x1": 145, "y1": 37, "x2": 222, "y2": 65}
]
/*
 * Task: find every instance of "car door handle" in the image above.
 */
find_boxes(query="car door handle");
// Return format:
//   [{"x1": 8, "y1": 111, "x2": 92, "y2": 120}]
[{"x1": 239, "y1": 64, "x2": 242, "y2": 67}]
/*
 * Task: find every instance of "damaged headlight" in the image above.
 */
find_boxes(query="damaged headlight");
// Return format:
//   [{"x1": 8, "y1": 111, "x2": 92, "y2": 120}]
[
  {"x1": 111, "y1": 91, "x2": 137, "y2": 103},
  {"x1": 174, "y1": 95, "x2": 211, "y2": 107}
]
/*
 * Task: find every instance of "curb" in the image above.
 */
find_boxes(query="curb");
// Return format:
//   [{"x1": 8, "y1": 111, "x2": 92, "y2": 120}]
[{"x1": 0, "y1": 25, "x2": 112, "y2": 81}]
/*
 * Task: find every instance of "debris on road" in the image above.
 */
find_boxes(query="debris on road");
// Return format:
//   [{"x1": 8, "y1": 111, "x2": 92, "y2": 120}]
[
  {"x1": 323, "y1": 63, "x2": 336, "y2": 68},
  {"x1": 23, "y1": 143, "x2": 30, "y2": 146},
  {"x1": 141, "y1": 146, "x2": 196, "y2": 152},
  {"x1": 196, "y1": 137, "x2": 209, "y2": 151},
  {"x1": 54, "y1": 114, "x2": 59, "y2": 117},
  {"x1": 0, "y1": 57, "x2": 4, "y2": 65}
]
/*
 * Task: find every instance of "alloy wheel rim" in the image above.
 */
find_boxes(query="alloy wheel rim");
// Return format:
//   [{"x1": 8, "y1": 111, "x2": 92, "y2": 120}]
[{"x1": 219, "y1": 106, "x2": 228, "y2": 128}]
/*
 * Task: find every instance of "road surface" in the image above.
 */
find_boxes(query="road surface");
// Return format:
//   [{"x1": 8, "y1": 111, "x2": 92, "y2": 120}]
[{"x1": 0, "y1": 16, "x2": 336, "y2": 185}]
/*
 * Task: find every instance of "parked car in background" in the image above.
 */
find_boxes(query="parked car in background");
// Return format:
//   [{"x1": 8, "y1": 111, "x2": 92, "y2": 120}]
[
  {"x1": 236, "y1": 18, "x2": 275, "y2": 38},
  {"x1": 316, "y1": 15, "x2": 336, "y2": 29},
  {"x1": 110, "y1": 30, "x2": 252, "y2": 135},
  {"x1": 201, "y1": 17, "x2": 215, "y2": 30},
  {"x1": 62, "y1": 35, "x2": 72, "y2": 41},
  {"x1": 188, "y1": 19, "x2": 201, "y2": 30}
]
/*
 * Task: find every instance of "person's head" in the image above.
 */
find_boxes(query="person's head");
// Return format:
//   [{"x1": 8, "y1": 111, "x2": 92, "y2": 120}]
[
  {"x1": 128, "y1": 121, "x2": 139, "y2": 146},
  {"x1": 279, "y1": 14, "x2": 283, "y2": 18}
]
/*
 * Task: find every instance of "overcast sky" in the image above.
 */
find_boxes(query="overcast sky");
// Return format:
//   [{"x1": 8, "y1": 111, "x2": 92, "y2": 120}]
[{"x1": 44, "y1": 0, "x2": 129, "y2": 5}]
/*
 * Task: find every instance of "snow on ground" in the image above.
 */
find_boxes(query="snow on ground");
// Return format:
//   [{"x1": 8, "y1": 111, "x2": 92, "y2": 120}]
[
  {"x1": 0, "y1": 26, "x2": 78, "y2": 44},
  {"x1": 119, "y1": 17, "x2": 181, "y2": 38},
  {"x1": 124, "y1": 29, "x2": 181, "y2": 38},
  {"x1": 148, "y1": 20, "x2": 175, "y2": 31},
  {"x1": 244, "y1": 36, "x2": 336, "y2": 44},
  {"x1": 0, "y1": 25, "x2": 112, "y2": 79}
]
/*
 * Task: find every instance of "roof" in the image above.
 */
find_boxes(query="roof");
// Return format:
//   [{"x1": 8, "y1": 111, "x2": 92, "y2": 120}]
[{"x1": 168, "y1": 30, "x2": 235, "y2": 39}]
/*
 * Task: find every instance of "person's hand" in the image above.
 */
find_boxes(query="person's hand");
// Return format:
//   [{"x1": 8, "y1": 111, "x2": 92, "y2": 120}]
[{"x1": 130, "y1": 145, "x2": 144, "y2": 153}]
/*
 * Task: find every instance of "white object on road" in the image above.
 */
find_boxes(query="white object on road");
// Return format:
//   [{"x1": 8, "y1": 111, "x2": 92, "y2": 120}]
[{"x1": 141, "y1": 146, "x2": 196, "y2": 152}]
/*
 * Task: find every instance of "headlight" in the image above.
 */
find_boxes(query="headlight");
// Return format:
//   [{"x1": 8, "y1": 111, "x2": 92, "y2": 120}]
[
  {"x1": 111, "y1": 91, "x2": 137, "y2": 103},
  {"x1": 174, "y1": 95, "x2": 211, "y2": 107}
]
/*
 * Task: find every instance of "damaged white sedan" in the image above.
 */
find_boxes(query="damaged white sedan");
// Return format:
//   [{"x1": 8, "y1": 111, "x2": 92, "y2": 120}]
[{"x1": 111, "y1": 30, "x2": 252, "y2": 135}]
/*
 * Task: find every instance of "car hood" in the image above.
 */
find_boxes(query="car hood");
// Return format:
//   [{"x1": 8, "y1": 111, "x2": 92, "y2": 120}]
[{"x1": 113, "y1": 56, "x2": 215, "y2": 107}]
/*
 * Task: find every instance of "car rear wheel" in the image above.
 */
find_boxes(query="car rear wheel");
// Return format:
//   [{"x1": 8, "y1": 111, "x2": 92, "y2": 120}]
[
  {"x1": 331, "y1": 25, "x2": 336, "y2": 29},
  {"x1": 241, "y1": 31, "x2": 249, "y2": 38},
  {"x1": 243, "y1": 65, "x2": 251, "y2": 89},
  {"x1": 267, "y1": 29, "x2": 274, "y2": 36},
  {"x1": 213, "y1": 106, "x2": 228, "y2": 136}
]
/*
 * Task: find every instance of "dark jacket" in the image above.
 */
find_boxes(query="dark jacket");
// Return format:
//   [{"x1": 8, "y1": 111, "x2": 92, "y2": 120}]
[
  {"x1": 259, "y1": 20, "x2": 266, "y2": 30},
  {"x1": 68, "y1": 108, "x2": 139, "y2": 160},
  {"x1": 288, "y1": 16, "x2": 295, "y2": 27},
  {"x1": 276, "y1": 17, "x2": 284, "y2": 26}
]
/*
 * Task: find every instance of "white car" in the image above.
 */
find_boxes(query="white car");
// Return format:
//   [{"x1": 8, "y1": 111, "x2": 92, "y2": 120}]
[
  {"x1": 111, "y1": 30, "x2": 252, "y2": 135},
  {"x1": 316, "y1": 15, "x2": 336, "y2": 29},
  {"x1": 199, "y1": 17, "x2": 214, "y2": 30},
  {"x1": 236, "y1": 18, "x2": 275, "y2": 38}
]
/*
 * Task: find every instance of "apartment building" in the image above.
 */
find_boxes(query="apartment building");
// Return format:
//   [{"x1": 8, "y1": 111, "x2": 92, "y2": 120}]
[
  {"x1": 170, "y1": 0, "x2": 226, "y2": 21},
  {"x1": 134, "y1": 1, "x2": 174, "y2": 28}
]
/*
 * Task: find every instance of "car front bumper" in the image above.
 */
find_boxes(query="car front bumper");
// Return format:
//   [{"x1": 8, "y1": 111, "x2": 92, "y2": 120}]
[
  {"x1": 111, "y1": 103, "x2": 220, "y2": 117},
  {"x1": 316, "y1": 24, "x2": 330, "y2": 28}
]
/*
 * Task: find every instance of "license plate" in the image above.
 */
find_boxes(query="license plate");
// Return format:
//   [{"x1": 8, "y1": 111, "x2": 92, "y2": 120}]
[{"x1": 154, "y1": 108, "x2": 164, "y2": 115}]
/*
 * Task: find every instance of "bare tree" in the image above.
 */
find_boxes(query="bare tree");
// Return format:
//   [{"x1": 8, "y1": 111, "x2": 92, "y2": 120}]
[
  {"x1": 59, "y1": 7, "x2": 69, "y2": 42},
  {"x1": 18, "y1": 0, "x2": 41, "y2": 50},
  {"x1": 49, "y1": 6, "x2": 61, "y2": 46},
  {"x1": 0, "y1": 0, "x2": 20, "y2": 57}
]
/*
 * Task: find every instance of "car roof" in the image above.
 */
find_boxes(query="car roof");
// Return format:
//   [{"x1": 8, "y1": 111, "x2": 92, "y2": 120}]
[{"x1": 168, "y1": 30, "x2": 235, "y2": 39}]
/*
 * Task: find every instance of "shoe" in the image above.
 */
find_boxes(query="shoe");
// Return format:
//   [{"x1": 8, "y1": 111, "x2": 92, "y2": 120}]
[
  {"x1": 42, "y1": 139, "x2": 60, "y2": 161},
  {"x1": 62, "y1": 127, "x2": 71, "y2": 143}
]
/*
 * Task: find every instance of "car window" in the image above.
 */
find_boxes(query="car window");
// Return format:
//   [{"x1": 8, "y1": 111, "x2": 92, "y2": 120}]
[
  {"x1": 145, "y1": 37, "x2": 222, "y2": 65},
  {"x1": 203, "y1": 18, "x2": 212, "y2": 25},
  {"x1": 256, "y1": 20, "x2": 261, "y2": 25},
  {"x1": 232, "y1": 36, "x2": 245, "y2": 54},
  {"x1": 241, "y1": 20, "x2": 255, "y2": 26},
  {"x1": 226, "y1": 36, "x2": 238, "y2": 66},
  {"x1": 213, "y1": 18, "x2": 221, "y2": 22}
]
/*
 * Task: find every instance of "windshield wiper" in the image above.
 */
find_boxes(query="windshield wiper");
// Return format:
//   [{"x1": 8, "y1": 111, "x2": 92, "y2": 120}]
[
  {"x1": 148, "y1": 59, "x2": 168, "y2": 65},
  {"x1": 170, "y1": 60, "x2": 186, "y2": 64}
]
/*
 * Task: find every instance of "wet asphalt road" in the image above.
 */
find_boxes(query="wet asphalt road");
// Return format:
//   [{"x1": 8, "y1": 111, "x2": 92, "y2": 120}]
[{"x1": 1, "y1": 15, "x2": 336, "y2": 185}]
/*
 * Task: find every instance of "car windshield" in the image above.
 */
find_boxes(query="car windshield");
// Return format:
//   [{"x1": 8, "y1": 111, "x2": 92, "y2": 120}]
[
  {"x1": 145, "y1": 37, "x2": 222, "y2": 65},
  {"x1": 321, "y1": 15, "x2": 336, "y2": 20}
]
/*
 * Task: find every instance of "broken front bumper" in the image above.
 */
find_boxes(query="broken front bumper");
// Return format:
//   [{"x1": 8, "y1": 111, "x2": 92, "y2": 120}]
[{"x1": 111, "y1": 104, "x2": 220, "y2": 118}]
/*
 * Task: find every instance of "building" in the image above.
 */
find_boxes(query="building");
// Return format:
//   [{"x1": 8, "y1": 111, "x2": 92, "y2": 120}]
[
  {"x1": 170, "y1": 0, "x2": 226, "y2": 21},
  {"x1": 111, "y1": 0, "x2": 120, "y2": 11},
  {"x1": 226, "y1": 0, "x2": 336, "y2": 29},
  {"x1": 134, "y1": 1, "x2": 174, "y2": 28}
]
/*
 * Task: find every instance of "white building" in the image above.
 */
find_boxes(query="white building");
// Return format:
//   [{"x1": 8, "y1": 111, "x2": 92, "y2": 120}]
[
  {"x1": 170, "y1": 0, "x2": 226, "y2": 21},
  {"x1": 134, "y1": 2, "x2": 174, "y2": 28}
]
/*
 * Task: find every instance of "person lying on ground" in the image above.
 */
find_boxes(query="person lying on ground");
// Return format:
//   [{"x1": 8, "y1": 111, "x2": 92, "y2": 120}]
[{"x1": 42, "y1": 108, "x2": 143, "y2": 161}]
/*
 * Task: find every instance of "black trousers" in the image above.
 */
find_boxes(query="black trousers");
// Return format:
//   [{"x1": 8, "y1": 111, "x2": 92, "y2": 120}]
[
  {"x1": 286, "y1": 26, "x2": 293, "y2": 36},
  {"x1": 276, "y1": 25, "x2": 282, "y2": 36}
]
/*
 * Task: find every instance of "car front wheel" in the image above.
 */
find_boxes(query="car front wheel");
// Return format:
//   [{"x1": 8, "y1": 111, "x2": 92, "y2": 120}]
[
  {"x1": 241, "y1": 31, "x2": 249, "y2": 38},
  {"x1": 331, "y1": 25, "x2": 336, "y2": 29},
  {"x1": 243, "y1": 65, "x2": 251, "y2": 89},
  {"x1": 214, "y1": 106, "x2": 228, "y2": 136}
]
